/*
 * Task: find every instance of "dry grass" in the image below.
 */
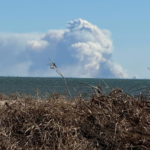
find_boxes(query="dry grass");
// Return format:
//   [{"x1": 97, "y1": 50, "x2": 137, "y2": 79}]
[
  {"x1": 0, "y1": 61, "x2": 150, "y2": 149},
  {"x1": 0, "y1": 87, "x2": 150, "y2": 150}
]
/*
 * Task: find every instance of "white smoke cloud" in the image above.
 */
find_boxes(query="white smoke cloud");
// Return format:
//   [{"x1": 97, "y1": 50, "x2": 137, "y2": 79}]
[
  {"x1": 27, "y1": 40, "x2": 49, "y2": 52},
  {"x1": 0, "y1": 19, "x2": 128, "y2": 78}
]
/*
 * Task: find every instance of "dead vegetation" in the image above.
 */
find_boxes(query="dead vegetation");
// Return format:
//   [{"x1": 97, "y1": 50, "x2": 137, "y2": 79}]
[
  {"x1": 0, "y1": 86, "x2": 150, "y2": 150},
  {"x1": 0, "y1": 61, "x2": 150, "y2": 149}
]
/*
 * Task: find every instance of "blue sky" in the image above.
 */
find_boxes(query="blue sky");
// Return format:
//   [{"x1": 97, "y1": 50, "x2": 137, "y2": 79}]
[{"x1": 0, "y1": 0, "x2": 150, "y2": 78}]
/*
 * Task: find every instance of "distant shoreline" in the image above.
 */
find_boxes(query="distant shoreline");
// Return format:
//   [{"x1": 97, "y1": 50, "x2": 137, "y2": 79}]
[{"x1": 0, "y1": 76, "x2": 150, "y2": 80}]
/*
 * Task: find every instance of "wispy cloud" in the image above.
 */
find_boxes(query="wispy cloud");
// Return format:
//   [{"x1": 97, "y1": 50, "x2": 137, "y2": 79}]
[{"x1": 0, "y1": 19, "x2": 128, "y2": 78}]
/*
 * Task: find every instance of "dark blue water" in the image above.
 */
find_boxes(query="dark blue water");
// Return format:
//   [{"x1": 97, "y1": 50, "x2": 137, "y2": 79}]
[{"x1": 0, "y1": 77, "x2": 150, "y2": 99}]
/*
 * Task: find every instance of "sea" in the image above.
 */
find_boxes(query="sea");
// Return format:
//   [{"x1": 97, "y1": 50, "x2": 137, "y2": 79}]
[{"x1": 0, "y1": 77, "x2": 150, "y2": 99}]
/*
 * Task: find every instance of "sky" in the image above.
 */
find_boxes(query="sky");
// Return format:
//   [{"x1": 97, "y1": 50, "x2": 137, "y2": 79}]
[{"x1": 0, "y1": 0, "x2": 150, "y2": 79}]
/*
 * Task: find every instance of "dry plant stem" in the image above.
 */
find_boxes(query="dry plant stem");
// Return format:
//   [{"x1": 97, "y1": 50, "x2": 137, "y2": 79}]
[{"x1": 49, "y1": 58, "x2": 72, "y2": 99}]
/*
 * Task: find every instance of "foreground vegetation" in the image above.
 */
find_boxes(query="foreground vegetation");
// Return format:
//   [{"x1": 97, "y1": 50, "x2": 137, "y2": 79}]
[
  {"x1": 0, "y1": 61, "x2": 150, "y2": 149},
  {"x1": 0, "y1": 86, "x2": 150, "y2": 150}
]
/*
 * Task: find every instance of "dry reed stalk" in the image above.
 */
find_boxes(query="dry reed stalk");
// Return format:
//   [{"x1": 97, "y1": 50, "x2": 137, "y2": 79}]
[{"x1": 49, "y1": 59, "x2": 72, "y2": 99}]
